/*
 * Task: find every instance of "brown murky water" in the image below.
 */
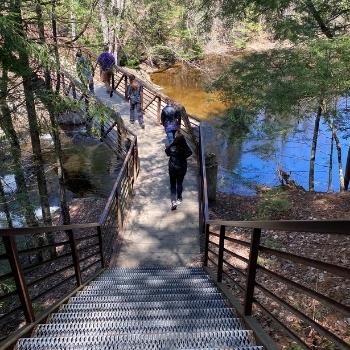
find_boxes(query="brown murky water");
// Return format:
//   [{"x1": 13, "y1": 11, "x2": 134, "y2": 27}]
[{"x1": 150, "y1": 55, "x2": 234, "y2": 119}]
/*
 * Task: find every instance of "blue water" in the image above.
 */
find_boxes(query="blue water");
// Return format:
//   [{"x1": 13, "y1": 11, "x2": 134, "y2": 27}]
[{"x1": 204, "y1": 100, "x2": 350, "y2": 195}]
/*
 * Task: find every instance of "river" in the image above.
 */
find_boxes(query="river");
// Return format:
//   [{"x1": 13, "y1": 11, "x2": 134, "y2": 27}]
[
  {"x1": 150, "y1": 57, "x2": 350, "y2": 195},
  {"x1": 0, "y1": 124, "x2": 120, "y2": 228}
]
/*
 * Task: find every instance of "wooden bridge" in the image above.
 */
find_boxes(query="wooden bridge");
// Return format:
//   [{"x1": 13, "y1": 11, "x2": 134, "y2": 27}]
[{"x1": 0, "y1": 65, "x2": 349, "y2": 350}]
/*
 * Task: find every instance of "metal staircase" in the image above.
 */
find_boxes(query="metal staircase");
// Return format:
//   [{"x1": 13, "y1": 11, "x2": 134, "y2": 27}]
[{"x1": 15, "y1": 268, "x2": 263, "y2": 350}]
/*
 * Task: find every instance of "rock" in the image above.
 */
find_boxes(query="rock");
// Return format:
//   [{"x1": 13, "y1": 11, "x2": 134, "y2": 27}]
[{"x1": 57, "y1": 112, "x2": 85, "y2": 125}]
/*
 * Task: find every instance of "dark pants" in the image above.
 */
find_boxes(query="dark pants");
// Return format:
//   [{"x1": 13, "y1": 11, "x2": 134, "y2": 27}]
[
  {"x1": 130, "y1": 102, "x2": 144, "y2": 125},
  {"x1": 169, "y1": 169, "x2": 186, "y2": 202}
]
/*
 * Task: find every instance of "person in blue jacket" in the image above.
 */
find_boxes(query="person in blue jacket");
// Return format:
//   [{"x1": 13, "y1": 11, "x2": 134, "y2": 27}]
[{"x1": 161, "y1": 99, "x2": 181, "y2": 145}]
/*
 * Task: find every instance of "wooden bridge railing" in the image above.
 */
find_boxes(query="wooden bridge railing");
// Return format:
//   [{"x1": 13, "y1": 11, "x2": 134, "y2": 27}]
[
  {"x1": 0, "y1": 70, "x2": 139, "y2": 349},
  {"x1": 198, "y1": 122, "x2": 350, "y2": 349},
  {"x1": 110, "y1": 65, "x2": 200, "y2": 150},
  {"x1": 76, "y1": 47, "x2": 200, "y2": 150}
]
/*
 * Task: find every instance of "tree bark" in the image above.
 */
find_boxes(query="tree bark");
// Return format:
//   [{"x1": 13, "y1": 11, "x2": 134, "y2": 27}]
[
  {"x1": 0, "y1": 72, "x2": 38, "y2": 227},
  {"x1": 99, "y1": 0, "x2": 110, "y2": 45},
  {"x1": 331, "y1": 122, "x2": 345, "y2": 191},
  {"x1": 51, "y1": 0, "x2": 61, "y2": 92},
  {"x1": 13, "y1": 0, "x2": 52, "y2": 226},
  {"x1": 309, "y1": 103, "x2": 322, "y2": 192},
  {"x1": 35, "y1": 1, "x2": 71, "y2": 225},
  {"x1": 327, "y1": 133, "x2": 334, "y2": 192},
  {"x1": 305, "y1": 0, "x2": 334, "y2": 38},
  {"x1": 0, "y1": 177, "x2": 13, "y2": 228}
]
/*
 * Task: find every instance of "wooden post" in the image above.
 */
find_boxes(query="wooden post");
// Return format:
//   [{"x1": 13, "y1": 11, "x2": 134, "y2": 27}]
[
  {"x1": 157, "y1": 96, "x2": 161, "y2": 123},
  {"x1": 217, "y1": 225, "x2": 225, "y2": 282},
  {"x1": 3, "y1": 236, "x2": 35, "y2": 323},
  {"x1": 97, "y1": 226, "x2": 106, "y2": 268},
  {"x1": 67, "y1": 230, "x2": 82, "y2": 286},
  {"x1": 203, "y1": 224, "x2": 210, "y2": 266},
  {"x1": 124, "y1": 75, "x2": 128, "y2": 100},
  {"x1": 244, "y1": 228, "x2": 261, "y2": 316}
]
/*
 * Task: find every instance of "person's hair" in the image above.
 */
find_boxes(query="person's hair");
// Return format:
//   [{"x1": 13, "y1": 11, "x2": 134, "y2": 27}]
[
  {"x1": 172, "y1": 131, "x2": 186, "y2": 146},
  {"x1": 129, "y1": 74, "x2": 136, "y2": 81},
  {"x1": 103, "y1": 45, "x2": 109, "y2": 52},
  {"x1": 75, "y1": 50, "x2": 82, "y2": 57},
  {"x1": 165, "y1": 97, "x2": 172, "y2": 105}
]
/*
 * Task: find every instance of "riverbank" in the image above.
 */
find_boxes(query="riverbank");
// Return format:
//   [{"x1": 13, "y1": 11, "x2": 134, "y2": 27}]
[
  {"x1": 209, "y1": 188, "x2": 350, "y2": 349},
  {"x1": 210, "y1": 188, "x2": 350, "y2": 221}
]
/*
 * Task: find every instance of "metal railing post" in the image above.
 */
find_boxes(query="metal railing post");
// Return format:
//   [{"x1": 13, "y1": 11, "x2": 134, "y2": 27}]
[
  {"x1": 3, "y1": 236, "x2": 35, "y2": 323},
  {"x1": 244, "y1": 227, "x2": 261, "y2": 315},
  {"x1": 124, "y1": 75, "x2": 128, "y2": 99},
  {"x1": 204, "y1": 224, "x2": 210, "y2": 266},
  {"x1": 217, "y1": 225, "x2": 225, "y2": 282},
  {"x1": 97, "y1": 226, "x2": 106, "y2": 268},
  {"x1": 67, "y1": 230, "x2": 82, "y2": 286}
]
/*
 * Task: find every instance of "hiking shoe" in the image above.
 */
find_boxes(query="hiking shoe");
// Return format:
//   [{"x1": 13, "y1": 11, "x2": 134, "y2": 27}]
[
  {"x1": 171, "y1": 201, "x2": 177, "y2": 211},
  {"x1": 140, "y1": 124, "x2": 145, "y2": 129},
  {"x1": 130, "y1": 121, "x2": 135, "y2": 125},
  {"x1": 176, "y1": 198, "x2": 182, "y2": 205}
]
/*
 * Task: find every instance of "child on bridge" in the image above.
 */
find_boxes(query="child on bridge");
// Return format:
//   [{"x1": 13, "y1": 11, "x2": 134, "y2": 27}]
[{"x1": 126, "y1": 75, "x2": 144, "y2": 129}]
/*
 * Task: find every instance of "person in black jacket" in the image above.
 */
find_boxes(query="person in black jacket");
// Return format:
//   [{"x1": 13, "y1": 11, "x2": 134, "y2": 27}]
[{"x1": 165, "y1": 131, "x2": 192, "y2": 210}]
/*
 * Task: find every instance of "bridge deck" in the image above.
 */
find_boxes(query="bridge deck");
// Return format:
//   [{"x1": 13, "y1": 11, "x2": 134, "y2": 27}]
[{"x1": 95, "y1": 83, "x2": 201, "y2": 267}]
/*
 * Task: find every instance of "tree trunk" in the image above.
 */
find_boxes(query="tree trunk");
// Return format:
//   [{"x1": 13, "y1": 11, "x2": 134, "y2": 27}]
[
  {"x1": 35, "y1": 1, "x2": 71, "y2": 226},
  {"x1": 309, "y1": 103, "x2": 322, "y2": 192},
  {"x1": 331, "y1": 122, "x2": 345, "y2": 191},
  {"x1": 99, "y1": 0, "x2": 110, "y2": 45},
  {"x1": 0, "y1": 177, "x2": 13, "y2": 228},
  {"x1": 70, "y1": 10, "x2": 76, "y2": 40},
  {"x1": 51, "y1": 0, "x2": 61, "y2": 92},
  {"x1": 0, "y1": 72, "x2": 38, "y2": 227},
  {"x1": 327, "y1": 133, "x2": 334, "y2": 192},
  {"x1": 13, "y1": 0, "x2": 52, "y2": 226}
]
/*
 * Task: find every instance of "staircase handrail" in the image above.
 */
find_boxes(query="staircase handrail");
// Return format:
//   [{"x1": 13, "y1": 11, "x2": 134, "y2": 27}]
[{"x1": 198, "y1": 120, "x2": 350, "y2": 350}]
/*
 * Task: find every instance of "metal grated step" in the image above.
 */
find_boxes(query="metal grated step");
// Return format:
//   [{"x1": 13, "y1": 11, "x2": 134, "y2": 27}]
[
  {"x1": 59, "y1": 299, "x2": 227, "y2": 312},
  {"x1": 91, "y1": 277, "x2": 211, "y2": 284},
  {"x1": 84, "y1": 281, "x2": 215, "y2": 290},
  {"x1": 100, "y1": 269, "x2": 207, "y2": 276},
  {"x1": 77, "y1": 286, "x2": 219, "y2": 296},
  {"x1": 104, "y1": 266, "x2": 206, "y2": 274},
  {"x1": 15, "y1": 267, "x2": 263, "y2": 350},
  {"x1": 16, "y1": 330, "x2": 255, "y2": 349},
  {"x1": 70, "y1": 293, "x2": 224, "y2": 304},
  {"x1": 33, "y1": 317, "x2": 244, "y2": 337},
  {"x1": 87, "y1": 280, "x2": 213, "y2": 288},
  {"x1": 48, "y1": 307, "x2": 237, "y2": 323},
  {"x1": 96, "y1": 274, "x2": 209, "y2": 279}
]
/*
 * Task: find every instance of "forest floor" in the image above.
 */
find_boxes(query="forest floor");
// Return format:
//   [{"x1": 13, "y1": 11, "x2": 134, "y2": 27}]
[{"x1": 209, "y1": 188, "x2": 350, "y2": 349}]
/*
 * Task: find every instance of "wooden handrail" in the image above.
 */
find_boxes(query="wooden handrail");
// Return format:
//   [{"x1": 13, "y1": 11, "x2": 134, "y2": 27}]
[
  {"x1": 0, "y1": 222, "x2": 100, "y2": 236},
  {"x1": 207, "y1": 219, "x2": 350, "y2": 234}
]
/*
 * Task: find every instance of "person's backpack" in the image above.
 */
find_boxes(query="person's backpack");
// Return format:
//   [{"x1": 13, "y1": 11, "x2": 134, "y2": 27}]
[{"x1": 129, "y1": 84, "x2": 142, "y2": 104}]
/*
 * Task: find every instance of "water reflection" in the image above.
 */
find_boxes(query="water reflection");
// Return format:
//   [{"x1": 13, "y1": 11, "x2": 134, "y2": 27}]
[
  {"x1": 151, "y1": 59, "x2": 350, "y2": 194},
  {"x1": 0, "y1": 125, "x2": 119, "y2": 228}
]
